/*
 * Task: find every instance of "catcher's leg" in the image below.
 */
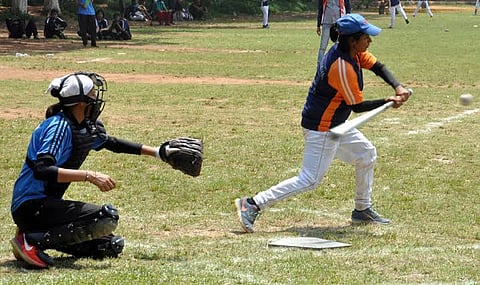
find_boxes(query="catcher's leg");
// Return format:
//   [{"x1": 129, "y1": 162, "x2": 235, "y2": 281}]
[
  {"x1": 25, "y1": 204, "x2": 119, "y2": 250},
  {"x1": 55, "y1": 234, "x2": 125, "y2": 259}
]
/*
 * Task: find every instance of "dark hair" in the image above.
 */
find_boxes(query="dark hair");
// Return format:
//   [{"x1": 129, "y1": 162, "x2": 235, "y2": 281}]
[
  {"x1": 45, "y1": 103, "x2": 63, "y2": 118},
  {"x1": 50, "y1": 8, "x2": 59, "y2": 15},
  {"x1": 337, "y1": 31, "x2": 364, "y2": 53},
  {"x1": 96, "y1": 9, "x2": 105, "y2": 17}
]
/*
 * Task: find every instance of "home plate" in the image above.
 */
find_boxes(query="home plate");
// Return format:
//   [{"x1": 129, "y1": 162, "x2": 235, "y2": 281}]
[{"x1": 268, "y1": 237, "x2": 351, "y2": 250}]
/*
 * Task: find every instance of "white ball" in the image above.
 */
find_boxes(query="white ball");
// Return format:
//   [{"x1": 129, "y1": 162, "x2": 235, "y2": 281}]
[{"x1": 459, "y1": 93, "x2": 473, "y2": 105}]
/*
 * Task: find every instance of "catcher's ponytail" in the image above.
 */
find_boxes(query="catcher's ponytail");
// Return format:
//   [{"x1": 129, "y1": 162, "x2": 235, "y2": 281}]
[{"x1": 45, "y1": 103, "x2": 63, "y2": 118}]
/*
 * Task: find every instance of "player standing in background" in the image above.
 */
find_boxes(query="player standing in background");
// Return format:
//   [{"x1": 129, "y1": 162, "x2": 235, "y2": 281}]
[
  {"x1": 388, "y1": 0, "x2": 409, "y2": 29},
  {"x1": 316, "y1": 0, "x2": 350, "y2": 67},
  {"x1": 77, "y1": 0, "x2": 97, "y2": 47},
  {"x1": 260, "y1": 0, "x2": 269, "y2": 29},
  {"x1": 412, "y1": 0, "x2": 433, "y2": 17},
  {"x1": 235, "y1": 14, "x2": 411, "y2": 233},
  {"x1": 475, "y1": 0, "x2": 479, "y2": 15}
]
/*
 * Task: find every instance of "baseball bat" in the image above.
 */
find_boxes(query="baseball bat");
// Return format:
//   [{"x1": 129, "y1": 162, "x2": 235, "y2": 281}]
[{"x1": 330, "y1": 88, "x2": 413, "y2": 137}]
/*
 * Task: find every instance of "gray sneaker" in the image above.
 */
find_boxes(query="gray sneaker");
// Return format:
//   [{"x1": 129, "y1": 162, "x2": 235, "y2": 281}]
[
  {"x1": 235, "y1": 197, "x2": 260, "y2": 233},
  {"x1": 351, "y1": 207, "x2": 391, "y2": 225}
]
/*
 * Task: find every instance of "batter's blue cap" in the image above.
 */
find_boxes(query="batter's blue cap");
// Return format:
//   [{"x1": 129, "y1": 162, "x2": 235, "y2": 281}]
[{"x1": 336, "y1": 14, "x2": 381, "y2": 36}]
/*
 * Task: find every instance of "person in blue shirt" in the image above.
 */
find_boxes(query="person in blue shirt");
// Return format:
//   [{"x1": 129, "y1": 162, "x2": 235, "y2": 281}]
[
  {"x1": 77, "y1": 0, "x2": 97, "y2": 47},
  {"x1": 9, "y1": 72, "x2": 171, "y2": 268}
]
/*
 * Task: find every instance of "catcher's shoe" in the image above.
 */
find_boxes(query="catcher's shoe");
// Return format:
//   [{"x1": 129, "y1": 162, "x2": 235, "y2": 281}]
[
  {"x1": 235, "y1": 197, "x2": 260, "y2": 233},
  {"x1": 11, "y1": 227, "x2": 22, "y2": 260},
  {"x1": 351, "y1": 207, "x2": 391, "y2": 225},
  {"x1": 10, "y1": 232, "x2": 53, "y2": 268}
]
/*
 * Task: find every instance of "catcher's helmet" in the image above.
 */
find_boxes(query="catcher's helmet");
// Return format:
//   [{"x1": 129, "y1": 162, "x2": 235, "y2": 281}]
[{"x1": 47, "y1": 72, "x2": 107, "y2": 123}]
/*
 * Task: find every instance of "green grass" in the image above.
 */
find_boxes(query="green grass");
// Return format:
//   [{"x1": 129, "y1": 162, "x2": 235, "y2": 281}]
[{"x1": 1, "y1": 9, "x2": 479, "y2": 284}]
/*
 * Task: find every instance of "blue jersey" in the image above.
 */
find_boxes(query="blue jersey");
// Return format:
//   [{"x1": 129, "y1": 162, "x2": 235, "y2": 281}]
[
  {"x1": 11, "y1": 112, "x2": 106, "y2": 212},
  {"x1": 78, "y1": 0, "x2": 95, "y2": 16},
  {"x1": 390, "y1": 0, "x2": 400, "y2": 6}
]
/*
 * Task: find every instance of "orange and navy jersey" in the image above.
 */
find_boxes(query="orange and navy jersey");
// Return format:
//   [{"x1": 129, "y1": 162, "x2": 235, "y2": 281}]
[{"x1": 301, "y1": 44, "x2": 377, "y2": 132}]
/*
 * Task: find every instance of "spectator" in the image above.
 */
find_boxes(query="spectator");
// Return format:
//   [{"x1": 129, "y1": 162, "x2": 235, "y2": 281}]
[
  {"x1": 138, "y1": 0, "x2": 153, "y2": 20},
  {"x1": 126, "y1": 0, "x2": 149, "y2": 21},
  {"x1": 6, "y1": 16, "x2": 39, "y2": 39},
  {"x1": 78, "y1": 0, "x2": 98, "y2": 47},
  {"x1": 109, "y1": 12, "x2": 132, "y2": 40},
  {"x1": 172, "y1": 0, "x2": 193, "y2": 21},
  {"x1": 44, "y1": 9, "x2": 68, "y2": 39},
  {"x1": 476, "y1": 0, "x2": 480, "y2": 15},
  {"x1": 95, "y1": 9, "x2": 110, "y2": 40},
  {"x1": 151, "y1": 0, "x2": 173, "y2": 25},
  {"x1": 189, "y1": 0, "x2": 208, "y2": 20}
]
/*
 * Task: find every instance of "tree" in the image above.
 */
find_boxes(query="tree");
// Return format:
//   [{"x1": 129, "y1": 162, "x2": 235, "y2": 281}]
[
  {"x1": 11, "y1": 0, "x2": 28, "y2": 14},
  {"x1": 44, "y1": 0, "x2": 62, "y2": 14}
]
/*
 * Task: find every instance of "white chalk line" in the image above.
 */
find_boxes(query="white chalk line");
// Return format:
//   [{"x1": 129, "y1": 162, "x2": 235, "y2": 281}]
[{"x1": 407, "y1": 108, "x2": 480, "y2": 135}]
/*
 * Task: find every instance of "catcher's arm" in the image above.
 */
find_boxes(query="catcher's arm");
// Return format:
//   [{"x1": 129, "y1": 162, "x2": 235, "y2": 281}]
[
  {"x1": 96, "y1": 124, "x2": 203, "y2": 177},
  {"x1": 102, "y1": 138, "x2": 203, "y2": 177}
]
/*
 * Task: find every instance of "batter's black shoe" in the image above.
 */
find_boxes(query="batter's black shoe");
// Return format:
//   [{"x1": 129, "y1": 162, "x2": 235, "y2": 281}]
[{"x1": 351, "y1": 207, "x2": 391, "y2": 225}]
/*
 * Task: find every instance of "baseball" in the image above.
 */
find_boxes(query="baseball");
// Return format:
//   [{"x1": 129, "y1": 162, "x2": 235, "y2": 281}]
[{"x1": 459, "y1": 93, "x2": 473, "y2": 105}]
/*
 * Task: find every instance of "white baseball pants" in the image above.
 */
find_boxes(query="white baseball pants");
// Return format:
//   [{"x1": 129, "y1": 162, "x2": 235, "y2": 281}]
[
  {"x1": 253, "y1": 128, "x2": 377, "y2": 211},
  {"x1": 389, "y1": 4, "x2": 408, "y2": 28},
  {"x1": 413, "y1": 1, "x2": 433, "y2": 17},
  {"x1": 317, "y1": 23, "x2": 334, "y2": 67},
  {"x1": 261, "y1": 5, "x2": 269, "y2": 26}
]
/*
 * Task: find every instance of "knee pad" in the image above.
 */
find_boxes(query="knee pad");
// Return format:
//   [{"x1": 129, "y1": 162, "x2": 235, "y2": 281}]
[{"x1": 26, "y1": 204, "x2": 120, "y2": 249}]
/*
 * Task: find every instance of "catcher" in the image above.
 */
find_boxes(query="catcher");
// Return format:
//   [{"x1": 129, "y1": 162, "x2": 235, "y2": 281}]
[{"x1": 9, "y1": 72, "x2": 203, "y2": 269}]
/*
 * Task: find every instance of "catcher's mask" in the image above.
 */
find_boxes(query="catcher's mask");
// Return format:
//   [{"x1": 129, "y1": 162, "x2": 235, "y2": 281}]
[{"x1": 49, "y1": 72, "x2": 107, "y2": 126}]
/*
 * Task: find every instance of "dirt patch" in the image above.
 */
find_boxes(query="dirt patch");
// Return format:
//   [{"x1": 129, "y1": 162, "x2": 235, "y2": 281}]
[{"x1": 0, "y1": 61, "x2": 310, "y2": 86}]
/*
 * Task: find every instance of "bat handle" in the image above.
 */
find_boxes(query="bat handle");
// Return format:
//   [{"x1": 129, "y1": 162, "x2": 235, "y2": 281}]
[{"x1": 407, "y1": 88, "x2": 414, "y2": 96}]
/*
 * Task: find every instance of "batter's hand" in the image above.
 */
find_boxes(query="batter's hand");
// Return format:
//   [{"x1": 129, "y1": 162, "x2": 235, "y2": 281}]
[
  {"x1": 386, "y1": 86, "x2": 411, "y2": 108},
  {"x1": 87, "y1": 171, "x2": 116, "y2": 192},
  {"x1": 395, "y1": 85, "x2": 411, "y2": 102}
]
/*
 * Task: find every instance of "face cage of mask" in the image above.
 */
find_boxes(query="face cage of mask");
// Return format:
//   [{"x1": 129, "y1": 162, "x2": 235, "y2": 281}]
[{"x1": 83, "y1": 73, "x2": 107, "y2": 130}]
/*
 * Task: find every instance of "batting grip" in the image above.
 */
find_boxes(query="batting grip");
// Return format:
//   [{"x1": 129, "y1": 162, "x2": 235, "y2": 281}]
[{"x1": 330, "y1": 88, "x2": 413, "y2": 137}]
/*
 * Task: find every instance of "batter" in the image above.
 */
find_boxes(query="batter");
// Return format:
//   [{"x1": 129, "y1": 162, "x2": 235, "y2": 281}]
[{"x1": 235, "y1": 14, "x2": 411, "y2": 233}]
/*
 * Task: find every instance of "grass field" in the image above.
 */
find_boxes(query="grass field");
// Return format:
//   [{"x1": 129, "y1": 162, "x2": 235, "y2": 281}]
[{"x1": 0, "y1": 8, "x2": 479, "y2": 284}]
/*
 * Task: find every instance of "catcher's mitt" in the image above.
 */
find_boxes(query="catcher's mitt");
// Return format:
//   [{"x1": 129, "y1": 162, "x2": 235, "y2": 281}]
[{"x1": 159, "y1": 137, "x2": 203, "y2": 177}]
